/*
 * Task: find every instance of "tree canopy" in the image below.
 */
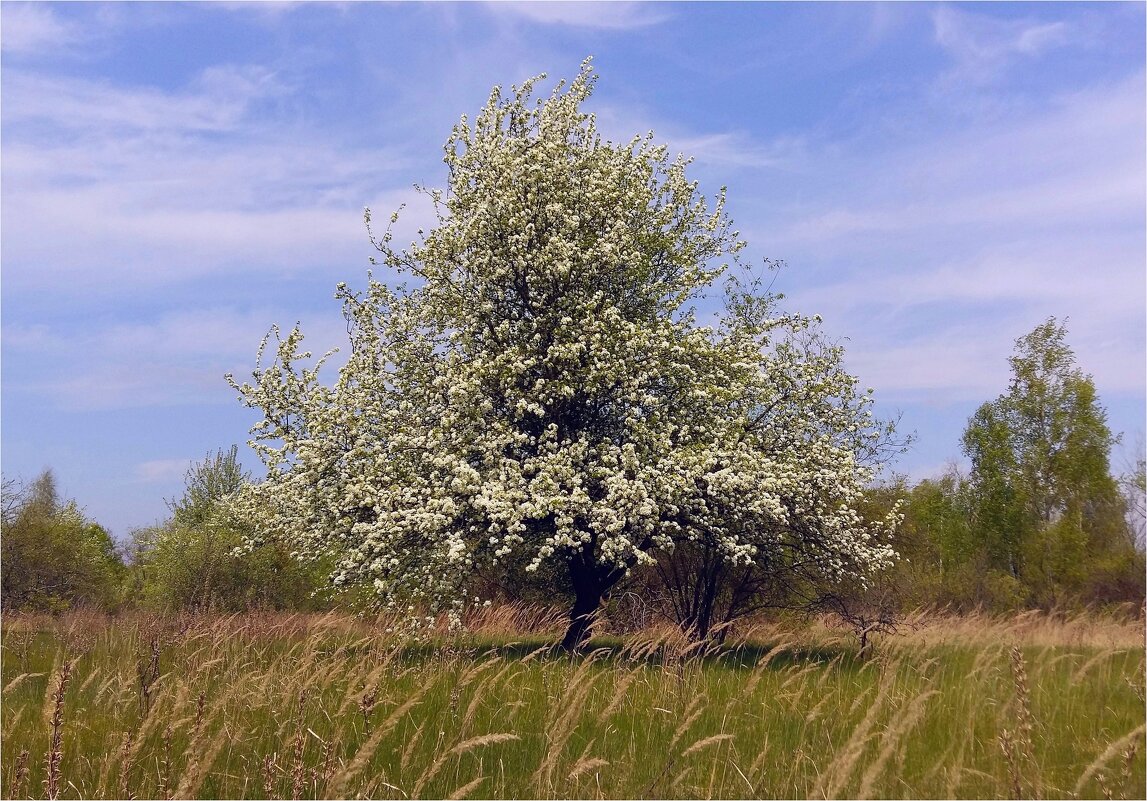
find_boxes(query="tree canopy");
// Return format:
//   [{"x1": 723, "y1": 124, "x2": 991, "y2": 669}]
[
  {"x1": 962, "y1": 317, "x2": 1136, "y2": 604},
  {"x1": 1, "y1": 470, "x2": 124, "y2": 612},
  {"x1": 129, "y1": 447, "x2": 328, "y2": 612},
  {"x1": 229, "y1": 61, "x2": 900, "y2": 648}
]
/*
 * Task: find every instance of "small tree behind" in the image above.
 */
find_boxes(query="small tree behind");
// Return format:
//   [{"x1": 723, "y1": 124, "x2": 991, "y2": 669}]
[
  {"x1": 962, "y1": 318, "x2": 1142, "y2": 605},
  {"x1": 1, "y1": 470, "x2": 124, "y2": 612},
  {"x1": 131, "y1": 448, "x2": 328, "y2": 612}
]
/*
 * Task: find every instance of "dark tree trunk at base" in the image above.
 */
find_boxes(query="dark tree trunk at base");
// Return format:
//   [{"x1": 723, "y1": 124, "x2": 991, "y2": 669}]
[
  {"x1": 560, "y1": 556, "x2": 625, "y2": 651},
  {"x1": 560, "y1": 593, "x2": 600, "y2": 651}
]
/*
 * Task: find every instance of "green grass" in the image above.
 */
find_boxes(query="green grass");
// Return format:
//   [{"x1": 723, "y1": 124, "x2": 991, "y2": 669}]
[{"x1": 1, "y1": 608, "x2": 1143, "y2": 799}]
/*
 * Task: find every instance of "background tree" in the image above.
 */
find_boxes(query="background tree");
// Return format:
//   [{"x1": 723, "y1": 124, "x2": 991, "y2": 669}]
[
  {"x1": 1118, "y1": 442, "x2": 1145, "y2": 553},
  {"x1": 642, "y1": 330, "x2": 907, "y2": 642},
  {"x1": 1, "y1": 470, "x2": 124, "y2": 612},
  {"x1": 130, "y1": 447, "x2": 329, "y2": 612},
  {"x1": 890, "y1": 468, "x2": 1027, "y2": 610},
  {"x1": 229, "y1": 61, "x2": 900, "y2": 650},
  {"x1": 961, "y1": 318, "x2": 1142, "y2": 606}
]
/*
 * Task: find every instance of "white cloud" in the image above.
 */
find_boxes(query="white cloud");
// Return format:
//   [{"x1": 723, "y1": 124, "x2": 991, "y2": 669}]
[
  {"x1": 770, "y1": 73, "x2": 1144, "y2": 239},
  {"x1": 591, "y1": 103, "x2": 807, "y2": 174},
  {"x1": 134, "y1": 458, "x2": 192, "y2": 484},
  {"x1": 1, "y1": 65, "x2": 434, "y2": 293},
  {"x1": 486, "y1": 2, "x2": 669, "y2": 30},
  {"x1": 666, "y1": 132, "x2": 787, "y2": 169},
  {"x1": 0, "y1": 3, "x2": 81, "y2": 55},
  {"x1": 4, "y1": 307, "x2": 352, "y2": 411},
  {"x1": 2, "y1": 68, "x2": 283, "y2": 133},
  {"x1": 714, "y1": 72, "x2": 1146, "y2": 419},
  {"x1": 933, "y1": 5, "x2": 1071, "y2": 83}
]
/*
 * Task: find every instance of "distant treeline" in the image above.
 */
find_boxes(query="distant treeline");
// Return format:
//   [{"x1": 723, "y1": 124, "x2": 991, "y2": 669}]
[
  {"x1": 4, "y1": 322, "x2": 1144, "y2": 628},
  {"x1": 3, "y1": 443, "x2": 1142, "y2": 629}
]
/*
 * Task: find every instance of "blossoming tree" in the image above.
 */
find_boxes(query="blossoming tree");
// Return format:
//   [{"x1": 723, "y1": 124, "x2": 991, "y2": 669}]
[{"x1": 228, "y1": 62, "x2": 900, "y2": 649}]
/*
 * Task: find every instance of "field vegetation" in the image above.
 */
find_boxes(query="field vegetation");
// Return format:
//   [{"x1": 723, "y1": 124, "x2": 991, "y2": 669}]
[
  {"x1": 2, "y1": 63, "x2": 1145, "y2": 801},
  {"x1": 2, "y1": 607, "x2": 1143, "y2": 800}
]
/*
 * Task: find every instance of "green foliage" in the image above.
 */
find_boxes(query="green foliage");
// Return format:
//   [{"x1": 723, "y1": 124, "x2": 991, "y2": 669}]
[
  {"x1": 1120, "y1": 451, "x2": 1146, "y2": 550},
  {"x1": 954, "y1": 317, "x2": 1143, "y2": 608},
  {"x1": 882, "y1": 469, "x2": 1018, "y2": 611},
  {"x1": 1, "y1": 470, "x2": 125, "y2": 612},
  {"x1": 129, "y1": 448, "x2": 330, "y2": 612}
]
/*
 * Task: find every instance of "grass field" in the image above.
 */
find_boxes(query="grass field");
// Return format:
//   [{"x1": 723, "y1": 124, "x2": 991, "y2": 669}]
[{"x1": 1, "y1": 606, "x2": 1143, "y2": 799}]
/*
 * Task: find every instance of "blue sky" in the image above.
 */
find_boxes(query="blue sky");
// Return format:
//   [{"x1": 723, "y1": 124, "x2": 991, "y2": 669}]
[{"x1": 2, "y1": 1, "x2": 1144, "y2": 539}]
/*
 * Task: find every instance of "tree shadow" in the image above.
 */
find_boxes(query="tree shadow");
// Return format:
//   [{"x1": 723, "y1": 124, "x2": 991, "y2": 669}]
[{"x1": 440, "y1": 636, "x2": 865, "y2": 673}]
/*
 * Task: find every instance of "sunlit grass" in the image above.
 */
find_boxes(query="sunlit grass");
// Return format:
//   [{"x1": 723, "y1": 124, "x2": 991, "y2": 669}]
[{"x1": 2, "y1": 607, "x2": 1143, "y2": 799}]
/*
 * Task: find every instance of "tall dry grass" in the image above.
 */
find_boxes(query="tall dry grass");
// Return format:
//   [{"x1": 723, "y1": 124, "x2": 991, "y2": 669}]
[{"x1": 0, "y1": 606, "x2": 1143, "y2": 799}]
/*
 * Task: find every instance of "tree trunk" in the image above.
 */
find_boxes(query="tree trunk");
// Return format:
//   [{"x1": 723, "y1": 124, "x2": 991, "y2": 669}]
[
  {"x1": 560, "y1": 587, "x2": 601, "y2": 651},
  {"x1": 560, "y1": 557, "x2": 624, "y2": 651}
]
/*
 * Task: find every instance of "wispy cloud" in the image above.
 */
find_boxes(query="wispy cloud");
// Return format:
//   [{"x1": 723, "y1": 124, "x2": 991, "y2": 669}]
[
  {"x1": 591, "y1": 104, "x2": 807, "y2": 174},
  {"x1": 1, "y1": 65, "x2": 433, "y2": 293},
  {"x1": 3, "y1": 67, "x2": 284, "y2": 133},
  {"x1": 134, "y1": 458, "x2": 192, "y2": 484},
  {"x1": 0, "y1": 3, "x2": 82, "y2": 55},
  {"x1": 932, "y1": 5, "x2": 1072, "y2": 85},
  {"x1": 3, "y1": 307, "x2": 352, "y2": 411},
  {"x1": 486, "y1": 2, "x2": 669, "y2": 30},
  {"x1": 723, "y1": 71, "x2": 1146, "y2": 417},
  {"x1": 666, "y1": 132, "x2": 788, "y2": 169}
]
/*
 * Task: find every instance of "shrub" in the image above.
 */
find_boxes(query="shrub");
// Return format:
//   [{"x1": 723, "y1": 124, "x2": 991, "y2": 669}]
[{"x1": 1, "y1": 470, "x2": 125, "y2": 612}]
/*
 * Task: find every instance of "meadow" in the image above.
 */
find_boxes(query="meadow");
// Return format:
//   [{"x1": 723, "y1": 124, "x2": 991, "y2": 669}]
[{"x1": 1, "y1": 606, "x2": 1143, "y2": 800}]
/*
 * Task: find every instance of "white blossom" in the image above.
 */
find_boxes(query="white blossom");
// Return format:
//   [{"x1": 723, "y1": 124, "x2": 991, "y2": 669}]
[{"x1": 226, "y1": 60, "x2": 900, "y2": 631}]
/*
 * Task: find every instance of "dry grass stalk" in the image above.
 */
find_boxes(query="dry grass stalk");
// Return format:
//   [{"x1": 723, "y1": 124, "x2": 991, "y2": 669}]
[
  {"x1": 641, "y1": 694, "x2": 709, "y2": 798},
  {"x1": 856, "y1": 688, "x2": 939, "y2": 798},
  {"x1": 1119, "y1": 739, "x2": 1141, "y2": 790},
  {"x1": 192, "y1": 690, "x2": 207, "y2": 737},
  {"x1": 448, "y1": 732, "x2": 521, "y2": 757},
  {"x1": 669, "y1": 693, "x2": 706, "y2": 752},
  {"x1": 399, "y1": 722, "x2": 426, "y2": 776},
  {"x1": 1008, "y1": 645, "x2": 1041, "y2": 799},
  {"x1": 290, "y1": 690, "x2": 309, "y2": 800},
  {"x1": 597, "y1": 666, "x2": 640, "y2": 724},
  {"x1": 446, "y1": 775, "x2": 486, "y2": 799},
  {"x1": 4, "y1": 672, "x2": 45, "y2": 696},
  {"x1": 999, "y1": 728, "x2": 1024, "y2": 800},
  {"x1": 413, "y1": 733, "x2": 520, "y2": 798},
  {"x1": 1096, "y1": 769, "x2": 1115, "y2": 800},
  {"x1": 814, "y1": 659, "x2": 896, "y2": 799},
  {"x1": 1071, "y1": 647, "x2": 1119, "y2": 685},
  {"x1": 568, "y1": 756, "x2": 610, "y2": 781},
  {"x1": 1073, "y1": 723, "x2": 1147, "y2": 798},
  {"x1": 173, "y1": 713, "x2": 233, "y2": 799},
  {"x1": 136, "y1": 634, "x2": 161, "y2": 716},
  {"x1": 43, "y1": 658, "x2": 73, "y2": 801},
  {"x1": 309, "y1": 735, "x2": 337, "y2": 798},
  {"x1": 9, "y1": 748, "x2": 30, "y2": 799},
  {"x1": 746, "y1": 731, "x2": 771, "y2": 782},
  {"x1": 459, "y1": 659, "x2": 515, "y2": 737},
  {"x1": 680, "y1": 732, "x2": 734, "y2": 759},
  {"x1": 76, "y1": 663, "x2": 102, "y2": 697},
  {"x1": 329, "y1": 679, "x2": 433, "y2": 797},
  {"x1": 262, "y1": 752, "x2": 280, "y2": 799},
  {"x1": 723, "y1": 753, "x2": 756, "y2": 798},
  {"x1": 337, "y1": 659, "x2": 391, "y2": 723},
  {"x1": 158, "y1": 725, "x2": 174, "y2": 800},
  {"x1": 116, "y1": 730, "x2": 137, "y2": 801},
  {"x1": 533, "y1": 653, "x2": 606, "y2": 789}
]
